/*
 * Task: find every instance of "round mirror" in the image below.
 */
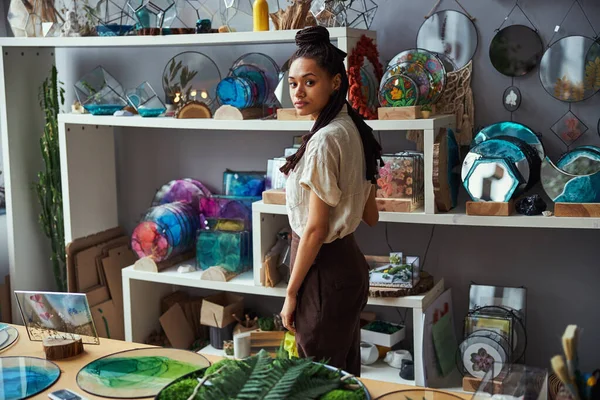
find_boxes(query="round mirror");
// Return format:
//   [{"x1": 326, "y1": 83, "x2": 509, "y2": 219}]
[
  {"x1": 539, "y1": 35, "x2": 600, "y2": 102},
  {"x1": 489, "y1": 25, "x2": 544, "y2": 77},
  {"x1": 416, "y1": 10, "x2": 478, "y2": 70}
]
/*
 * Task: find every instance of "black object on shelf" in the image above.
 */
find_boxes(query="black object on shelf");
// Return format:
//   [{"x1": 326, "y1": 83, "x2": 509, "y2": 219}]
[{"x1": 209, "y1": 322, "x2": 235, "y2": 349}]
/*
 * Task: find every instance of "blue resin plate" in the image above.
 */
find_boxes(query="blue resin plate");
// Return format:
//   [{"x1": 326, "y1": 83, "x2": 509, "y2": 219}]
[
  {"x1": 556, "y1": 146, "x2": 600, "y2": 175},
  {"x1": 542, "y1": 157, "x2": 600, "y2": 203},
  {"x1": 462, "y1": 138, "x2": 530, "y2": 193},
  {"x1": 463, "y1": 157, "x2": 523, "y2": 202},
  {"x1": 216, "y1": 77, "x2": 255, "y2": 109},
  {"x1": 0, "y1": 356, "x2": 61, "y2": 400},
  {"x1": 231, "y1": 64, "x2": 268, "y2": 105},
  {"x1": 473, "y1": 122, "x2": 545, "y2": 160}
]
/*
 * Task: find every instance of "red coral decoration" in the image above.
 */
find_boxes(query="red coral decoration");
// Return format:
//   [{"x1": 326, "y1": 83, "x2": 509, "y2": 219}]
[{"x1": 348, "y1": 35, "x2": 384, "y2": 120}]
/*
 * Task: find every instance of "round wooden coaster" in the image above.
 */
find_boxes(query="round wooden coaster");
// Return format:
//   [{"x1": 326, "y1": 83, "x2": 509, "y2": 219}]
[{"x1": 369, "y1": 272, "x2": 434, "y2": 298}]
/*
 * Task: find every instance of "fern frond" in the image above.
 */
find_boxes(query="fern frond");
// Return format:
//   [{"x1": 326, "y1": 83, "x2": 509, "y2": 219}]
[
  {"x1": 287, "y1": 377, "x2": 341, "y2": 400},
  {"x1": 264, "y1": 359, "x2": 313, "y2": 400},
  {"x1": 237, "y1": 350, "x2": 278, "y2": 399}
]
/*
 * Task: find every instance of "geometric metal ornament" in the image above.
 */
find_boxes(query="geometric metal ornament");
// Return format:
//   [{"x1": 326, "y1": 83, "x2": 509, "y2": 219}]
[
  {"x1": 551, "y1": 110, "x2": 588, "y2": 147},
  {"x1": 503, "y1": 86, "x2": 521, "y2": 112},
  {"x1": 310, "y1": 0, "x2": 378, "y2": 30}
]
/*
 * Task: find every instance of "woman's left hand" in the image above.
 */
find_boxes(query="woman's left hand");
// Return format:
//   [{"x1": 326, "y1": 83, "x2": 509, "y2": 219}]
[{"x1": 280, "y1": 294, "x2": 297, "y2": 333}]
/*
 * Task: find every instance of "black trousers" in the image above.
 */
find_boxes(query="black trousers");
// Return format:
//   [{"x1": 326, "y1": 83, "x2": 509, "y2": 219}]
[{"x1": 290, "y1": 232, "x2": 369, "y2": 376}]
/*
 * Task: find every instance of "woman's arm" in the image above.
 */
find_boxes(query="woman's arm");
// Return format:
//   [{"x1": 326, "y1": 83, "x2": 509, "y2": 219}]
[
  {"x1": 362, "y1": 184, "x2": 379, "y2": 227},
  {"x1": 280, "y1": 190, "x2": 330, "y2": 332}
]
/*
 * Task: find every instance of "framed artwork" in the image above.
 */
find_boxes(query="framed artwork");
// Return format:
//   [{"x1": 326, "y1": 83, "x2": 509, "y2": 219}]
[
  {"x1": 469, "y1": 284, "x2": 527, "y2": 317},
  {"x1": 464, "y1": 313, "x2": 512, "y2": 345},
  {"x1": 14, "y1": 291, "x2": 99, "y2": 345}
]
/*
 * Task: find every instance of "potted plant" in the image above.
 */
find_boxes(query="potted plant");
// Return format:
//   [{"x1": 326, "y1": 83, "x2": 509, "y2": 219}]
[{"x1": 421, "y1": 104, "x2": 433, "y2": 118}]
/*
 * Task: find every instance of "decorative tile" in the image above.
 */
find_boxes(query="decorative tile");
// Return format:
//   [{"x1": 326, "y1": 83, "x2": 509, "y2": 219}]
[{"x1": 551, "y1": 110, "x2": 588, "y2": 146}]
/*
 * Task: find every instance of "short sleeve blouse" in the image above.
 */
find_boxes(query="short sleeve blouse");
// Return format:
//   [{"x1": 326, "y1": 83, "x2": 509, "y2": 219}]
[{"x1": 285, "y1": 107, "x2": 372, "y2": 243}]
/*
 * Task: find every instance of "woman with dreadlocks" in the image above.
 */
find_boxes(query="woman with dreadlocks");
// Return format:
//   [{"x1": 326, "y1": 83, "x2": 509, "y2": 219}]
[{"x1": 279, "y1": 26, "x2": 383, "y2": 376}]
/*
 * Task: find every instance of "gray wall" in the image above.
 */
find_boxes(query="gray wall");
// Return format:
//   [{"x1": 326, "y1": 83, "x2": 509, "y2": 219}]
[{"x1": 2, "y1": 0, "x2": 600, "y2": 372}]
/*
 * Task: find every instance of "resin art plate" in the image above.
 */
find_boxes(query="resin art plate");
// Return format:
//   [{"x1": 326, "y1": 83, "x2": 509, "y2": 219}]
[
  {"x1": 76, "y1": 347, "x2": 211, "y2": 398},
  {"x1": 0, "y1": 356, "x2": 61, "y2": 400},
  {"x1": 387, "y1": 48, "x2": 446, "y2": 104},
  {"x1": 0, "y1": 323, "x2": 19, "y2": 352},
  {"x1": 382, "y1": 61, "x2": 433, "y2": 105},
  {"x1": 472, "y1": 121, "x2": 545, "y2": 160}
]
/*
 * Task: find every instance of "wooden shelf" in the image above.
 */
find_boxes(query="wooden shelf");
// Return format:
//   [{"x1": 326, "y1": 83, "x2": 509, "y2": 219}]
[
  {"x1": 122, "y1": 262, "x2": 445, "y2": 310},
  {"x1": 0, "y1": 28, "x2": 370, "y2": 48},
  {"x1": 58, "y1": 113, "x2": 455, "y2": 132},
  {"x1": 253, "y1": 201, "x2": 600, "y2": 229}
]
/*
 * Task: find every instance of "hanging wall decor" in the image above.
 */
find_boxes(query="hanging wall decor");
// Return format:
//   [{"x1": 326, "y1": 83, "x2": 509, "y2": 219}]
[
  {"x1": 541, "y1": 156, "x2": 600, "y2": 203},
  {"x1": 540, "y1": 35, "x2": 600, "y2": 102},
  {"x1": 551, "y1": 110, "x2": 589, "y2": 146},
  {"x1": 417, "y1": 10, "x2": 478, "y2": 70},
  {"x1": 162, "y1": 51, "x2": 221, "y2": 106},
  {"x1": 348, "y1": 34, "x2": 384, "y2": 119},
  {"x1": 76, "y1": 347, "x2": 210, "y2": 398},
  {"x1": 0, "y1": 357, "x2": 61, "y2": 400},
  {"x1": 378, "y1": 75, "x2": 419, "y2": 108},
  {"x1": 490, "y1": 25, "x2": 544, "y2": 77},
  {"x1": 503, "y1": 86, "x2": 522, "y2": 112}
]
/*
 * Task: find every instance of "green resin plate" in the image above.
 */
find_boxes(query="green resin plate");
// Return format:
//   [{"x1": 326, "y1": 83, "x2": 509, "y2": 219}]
[{"x1": 76, "y1": 347, "x2": 210, "y2": 398}]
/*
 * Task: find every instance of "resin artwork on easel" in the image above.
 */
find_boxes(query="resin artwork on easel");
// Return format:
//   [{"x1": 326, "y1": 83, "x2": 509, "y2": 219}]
[
  {"x1": 76, "y1": 347, "x2": 210, "y2": 398},
  {"x1": 0, "y1": 356, "x2": 61, "y2": 400},
  {"x1": 0, "y1": 323, "x2": 19, "y2": 352},
  {"x1": 199, "y1": 195, "x2": 259, "y2": 230},
  {"x1": 14, "y1": 291, "x2": 99, "y2": 345},
  {"x1": 223, "y1": 170, "x2": 266, "y2": 197}
]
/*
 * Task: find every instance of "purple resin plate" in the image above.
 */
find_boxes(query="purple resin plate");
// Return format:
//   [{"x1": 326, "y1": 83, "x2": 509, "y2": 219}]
[{"x1": 152, "y1": 179, "x2": 211, "y2": 208}]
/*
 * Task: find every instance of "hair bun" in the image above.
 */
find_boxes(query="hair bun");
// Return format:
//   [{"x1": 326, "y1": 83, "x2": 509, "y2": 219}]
[{"x1": 295, "y1": 26, "x2": 330, "y2": 48}]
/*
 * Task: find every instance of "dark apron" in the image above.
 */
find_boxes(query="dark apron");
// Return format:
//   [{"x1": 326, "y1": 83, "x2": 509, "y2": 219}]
[{"x1": 290, "y1": 231, "x2": 369, "y2": 376}]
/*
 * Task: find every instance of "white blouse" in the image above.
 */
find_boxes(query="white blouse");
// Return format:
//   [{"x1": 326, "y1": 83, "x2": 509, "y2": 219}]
[{"x1": 285, "y1": 107, "x2": 373, "y2": 243}]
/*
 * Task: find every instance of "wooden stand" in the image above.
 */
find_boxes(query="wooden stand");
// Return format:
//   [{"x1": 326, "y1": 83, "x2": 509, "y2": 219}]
[
  {"x1": 43, "y1": 336, "x2": 84, "y2": 360},
  {"x1": 369, "y1": 272, "x2": 434, "y2": 298},
  {"x1": 276, "y1": 108, "x2": 312, "y2": 121},
  {"x1": 200, "y1": 266, "x2": 239, "y2": 282},
  {"x1": 249, "y1": 331, "x2": 286, "y2": 356},
  {"x1": 214, "y1": 105, "x2": 265, "y2": 120},
  {"x1": 378, "y1": 105, "x2": 436, "y2": 120},
  {"x1": 462, "y1": 375, "x2": 503, "y2": 393},
  {"x1": 262, "y1": 189, "x2": 286, "y2": 205},
  {"x1": 466, "y1": 201, "x2": 514, "y2": 216},
  {"x1": 376, "y1": 198, "x2": 421, "y2": 213},
  {"x1": 554, "y1": 203, "x2": 600, "y2": 217},
  {"x1": 133, "y1": 251, "x2": 194, "y2": 273}
]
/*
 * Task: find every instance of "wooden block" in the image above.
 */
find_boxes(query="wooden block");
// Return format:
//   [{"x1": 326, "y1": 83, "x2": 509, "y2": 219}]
[
  {"x1": 276, "y1": 108, "x2": 312, "y2": 121},
  {"x1": 262, "y1": 189, "x2": 286, "y2": 205},
  {"x1": 249, "y1": 331, "x2": 285, "y2": 356},
  {"x1": 214, "y1": 105, "x2": 265, "y2": 120},
  {"x1": 43, "y1": 336, "x2": 84, "y2": 360},
  {"x1": 133, "y1": 251, "x2": 194, "y2": 273},
  {"x1": 555, "y1": 203, "x2": 600, "y2": 217},
  {"x1": 175, "y1": 101, "x2": 212, "y2": 119},
  {"x1": 462, "y1": 375, "x2": 503, "y2": 393},
  {"x1": 378, "y1": 106, "x2": 422, "y2": 120},
  {"x1": 466, "y1": 201, "x2": 514, "y2": 216},
  {"x1": 376, "y1": 198, "x2": 420, "y2": 213},
  {"x1": 200, "y1": 266, "x2": 239, "y2": 282}
]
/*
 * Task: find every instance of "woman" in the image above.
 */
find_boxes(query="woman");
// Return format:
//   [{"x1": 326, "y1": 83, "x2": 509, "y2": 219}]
[{"x1": 279, "y1": 26, "x2": 383, "y2": 376}]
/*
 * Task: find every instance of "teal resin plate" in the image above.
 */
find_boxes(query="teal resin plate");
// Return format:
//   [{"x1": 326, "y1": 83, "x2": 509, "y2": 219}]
[
  {"x1": 0, "y1": 323, "x2": 19, "y2": 352},
  {"x1": 556, "y1": 146, "x2": 600, "y2": 175},
  {"x1": 387, "y1": 48, "x2": 446, "y2": 104},
  {"x1": 77, "y1": 347, "x2": 211, "y2": 398},
  {"x1": 381, "y1": 61, "x2": 433, "y2": 105},
  {"x1": 462, "y1": 138, "x2": 531, "y2": 193},
  {"x1": 378, "y1": 75, "x2": 419, "y2": 107},
  {"x1": 542, "y1": 157, "x2": 600, "y2": 203},
  {"x1": 473, "y1": 121, "x2": 545, "y2": 160},
  {"x1": 0, "y1": 356, "x2": 61, "y2": 400}
]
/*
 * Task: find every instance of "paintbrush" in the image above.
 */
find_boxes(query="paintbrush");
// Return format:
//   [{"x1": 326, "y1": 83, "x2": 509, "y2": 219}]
[
  {"x1": 552, "y1": 355, "x2": 580, "y2": 400},
  {"x1": 563, "y1": 325, "x2": 580, "y2": 383}
]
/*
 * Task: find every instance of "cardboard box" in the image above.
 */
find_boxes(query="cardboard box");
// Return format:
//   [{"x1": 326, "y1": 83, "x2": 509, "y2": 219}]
[
  {"x1": 85, "y1": 285, "x2": 110, "y2": 307},
  {"x1": 360, "y1": 321, "x2": 406, "y2": 347},
  {"x1": 160, "y1": 303, "x2": 195, "y2": 349},
  {"x1": 200, "y1": 292, "x2": 244, "y2": 328},
  {"x1": 91, "y1": 299, "x2": 124, "y2": 341}
]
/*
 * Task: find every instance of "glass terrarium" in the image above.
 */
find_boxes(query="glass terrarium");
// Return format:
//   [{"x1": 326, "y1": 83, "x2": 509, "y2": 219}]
[
  {"x1": 223, "y1": 170, "x2": 266, "y2": 197},
  {"x1": 472, "y1": 364, "x2": 548, "y2": 400},
  {"x1": 74, "y1": 66, "x2": 127, "y2": 115},
  {"x1": 126, "y1": 0, "x2": 178, "y2": 29},
  {"x1": 86, "y1": 0, "x2": 137, "y2": 36},
  {"x1": 377, "y1": 152, "x2": 425, "y2": 205},
  {"x1": 196, "y1": 222, "x2": 251, "y2": 273},
  {"x1": 368, "y1": 252, "x2": 420, "y2": 288},
  {"x1": 126, "y1": 81, "x2": 167, "y2": 117}
]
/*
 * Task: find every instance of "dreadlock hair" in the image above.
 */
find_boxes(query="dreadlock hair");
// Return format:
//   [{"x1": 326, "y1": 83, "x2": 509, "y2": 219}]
[{"x1": 279, "y1": 26, "x2": 383, "y2": 184}]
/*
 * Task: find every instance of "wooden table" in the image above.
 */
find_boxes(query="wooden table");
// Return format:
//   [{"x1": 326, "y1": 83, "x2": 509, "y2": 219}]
[{"x1": 2, "y1": 325, "x2": 469, "y2": 399}]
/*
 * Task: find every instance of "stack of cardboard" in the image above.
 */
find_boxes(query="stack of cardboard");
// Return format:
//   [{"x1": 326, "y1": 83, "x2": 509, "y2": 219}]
[
  {"x1": 159, "y1": 291, "x2": 208, "y2": 350},
  {"x1": 66, "y1": 227, "x2": 137, "y2": 340}
]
